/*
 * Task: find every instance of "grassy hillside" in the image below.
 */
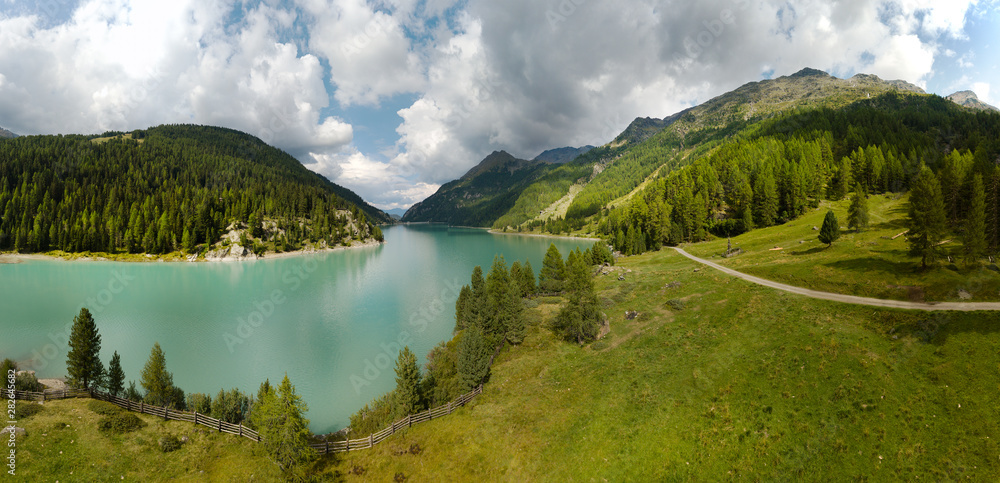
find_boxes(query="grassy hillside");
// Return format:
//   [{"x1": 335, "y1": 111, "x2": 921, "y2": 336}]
[
  {"x1": 323, "y1": 246, "x2": 999, "y2": 480},
  {"x1": 14, "y1": 398, "x2": 283, "y2": 481},
  {"x1": 684, "y1": 194, "x2": 1000, "y2": 303}
]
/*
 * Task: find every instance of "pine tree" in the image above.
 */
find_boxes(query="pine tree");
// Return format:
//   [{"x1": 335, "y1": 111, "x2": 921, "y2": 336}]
[
  {"x1": 908, "y1": 165, "x2": 948, "y2": 269},
  {"x1": 963, "y1": 174, "x2": 987, "y2": 266},
  {"x1": 818, "y1": 210, "x2": 840, "y2": 247},
  {"x1": 140, "y1": 342, "x2": 175, "y2": 407},
  {"x1": 393, "y1": 346, "x2": 422, "y2": 418},
  {"x1": 539, "y1": 244, "x2": 565, "y2": 292},
  {"x1": 106, "y1": 351, "x2": 125, "y2": 397},
  {"x1": 250, "y1": 374, "x2": 315, "y2": 479},
  {"x1": 848, "y1": 184, "x2": 870, "y2": 232},
  {"x1": 66, "y1": 308, "x2": 103, "y2": 389},
  {"x1": 468, "y1": 266, "x2": 486, "y2": 329},
  {"x1": 754, "y1": 170, "x2": 779, "y2": 227},
  {"x1": 485, "y1": 255, "x2": 525, "y2": 345}
]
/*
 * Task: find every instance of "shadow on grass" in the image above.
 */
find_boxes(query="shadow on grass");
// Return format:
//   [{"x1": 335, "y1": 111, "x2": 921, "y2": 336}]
[
  {"x1": 823, "y1": 255, "x2": 918, "y2": 276},
  {"x1": 790, "y1": 246, "x2": 828, "y2": 256}
]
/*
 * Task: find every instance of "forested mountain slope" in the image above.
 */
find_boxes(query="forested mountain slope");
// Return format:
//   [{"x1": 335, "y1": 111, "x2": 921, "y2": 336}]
[
  {"x1": 401, "y1": 151, "x2": 558, "y2": 226},
  {"x1": 0, "y1": 124, "x2": 390, "y2": 255}
]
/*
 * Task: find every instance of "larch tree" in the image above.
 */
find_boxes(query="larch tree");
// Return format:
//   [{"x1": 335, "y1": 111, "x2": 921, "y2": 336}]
[
  {"x1": 140, "y1": 342, "x2": 175, "y2": 407},
  {"x1": 963, "y1": 173, "x2": 987, "y2": 266},
  {"x1": 250, "y1": 374, "x2": 315, "y2": 480},
  {"x1": 394, "y1": 346, "x2": 422, "y2": 418},
  {"x1": 539, "y1": 243, "x2": 565, "y2": 292},
  {"x1": 907, "y1": 165, "x2": 948, "y2": 269},
  {"x1": 848, "y1": 184, "x2": 870, "y2": 232}
]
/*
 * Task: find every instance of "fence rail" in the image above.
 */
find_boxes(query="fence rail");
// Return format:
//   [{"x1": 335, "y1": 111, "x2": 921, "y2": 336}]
[{"x1": 12, "y1": 341, "x2": 503, "y2": 454}]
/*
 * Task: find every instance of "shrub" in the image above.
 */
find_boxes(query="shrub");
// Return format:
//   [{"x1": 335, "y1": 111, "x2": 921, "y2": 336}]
[
  {"x1": 158, "y1": 435, "x2": 182, "y2": 453},
  {"x1": 88, "y1": 400, "x2": 123, "y2": 416},
  {"x1": 14, "y1": 372, "x2": 43, "y2": 392},
  {"x1": 15, "y1": 401, "x2": 44, "y2": 419},
  {"x1": 666, "y1": 299, "x2": 686, "y2": 311},
  {"x1": 98, "y1": 412, "x2": 146, "y2": 435}
]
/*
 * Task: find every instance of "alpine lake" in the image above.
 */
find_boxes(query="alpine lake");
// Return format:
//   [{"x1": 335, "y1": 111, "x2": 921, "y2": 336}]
[{"x1": 0, "y1": 224, "x2": 589, "y2": 433}]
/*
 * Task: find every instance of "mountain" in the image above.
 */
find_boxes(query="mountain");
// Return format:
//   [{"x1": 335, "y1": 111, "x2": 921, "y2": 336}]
[
  {"x1": 401, "y1": 151, "x2": 555, "y2": 226},
  {"x1": 947, "y1": 90, "x2": 999, "y2": 112},
  {"x1": 0, "y1": 126, "x2": 17, "y2": 139},
  {"x1": 533, "y1": 146, "x2": 595, "y2": 164},
  {"x1": 407, "y1": 68, "x2": 997, "y2": 232},
  {"x1": 0, "y1": 124, "x2": 391, "y2": 256}
]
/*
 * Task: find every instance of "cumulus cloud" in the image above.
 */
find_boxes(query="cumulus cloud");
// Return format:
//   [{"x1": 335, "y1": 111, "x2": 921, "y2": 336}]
[
  {"x1": 0, "y1": 0, "x2": 988, "y2": 209},
  {"x1": 0, "y1": 0, "x2": 352, "y2": 158}
]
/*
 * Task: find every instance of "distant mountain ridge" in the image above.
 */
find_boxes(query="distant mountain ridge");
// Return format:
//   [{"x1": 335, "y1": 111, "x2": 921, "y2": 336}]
[
  {"x1": 402, "y1": 150, "x2": 555, "y2": 226},
  {"x1": 533, "y1": 146, "x2": 595, "y2": 164},
  {"x1": 0, "y1": 126, "x2": 17, "y2": 139},
  {"x1": 405, "y1": 67, "x2": 999, "y2": 230},
  {"x1": 946, "y1": 90, "x2": 999, "y2": 112}
]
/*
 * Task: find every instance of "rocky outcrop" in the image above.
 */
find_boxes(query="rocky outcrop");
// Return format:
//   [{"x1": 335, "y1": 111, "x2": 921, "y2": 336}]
[{"x1": 204, "y1": 243, "x2": 259, "y2": 261}]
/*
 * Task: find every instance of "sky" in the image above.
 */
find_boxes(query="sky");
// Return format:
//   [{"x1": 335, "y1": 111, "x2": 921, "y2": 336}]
[{"x1": 0, "y1": 0, "x2": 997, "y2": 210}]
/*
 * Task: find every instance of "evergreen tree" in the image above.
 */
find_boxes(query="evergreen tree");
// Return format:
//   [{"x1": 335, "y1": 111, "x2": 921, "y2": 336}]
[
  {"x1": 553, "y1": 248, "x2": 603, "y2": 344},
  {"x1": 140, "y1": 342, "x2": 175, "y2": 407},
  {"x1": 393, "y1": 346, "x2": 422, "y2": 418},
  {"x1": 520, "y1": 260, "x2": 537, "y2": 295},
  {"x1": 485, "y1": 255, "x2": 525, "y2": 345},
  {"x1": 66, "y1": 308, "x2": 103, "y2": 389},
  {"x1": 106, "y1": 351, "x2": 125, "y2": 397},
  {"x1": 908, "y1": 165, "x2": 948, "y2": 269},
  {"x1": 468, "y1": 266, "x2": 486, "y2": 329},
  {"x1": 539, "y1": 244, "x2": 565, "y2": 292},
  {"x1": 457, "y1": 324, "x2": 490, "y2": 391},
  {"x1": 754, "y1": 170, "x2": 779, "y2": 227},
  {"x1": 963, "y1": 174, "x2": 987, "y2": 266},
  {"x1": 509, "y1": 261, "x2": 525, "y2": 297},
  {"x1": 454, "y1": 285, "x2": 472, "y2": 331},
  {"x1": 212, "y1": 388, "x2": 250, "y2": 424},
  {"x1": 848, "y1": 184, "x2": 870, "y2": 232},
  {"x1": 250, "y1": 374, "x2": 316, "y2": 479},
  {"x1": 829, "y1": 157, "x2": 852, "y2": 200},
  {"x1": 818, "y1": 210, "x2": 840, "y2": 247}
]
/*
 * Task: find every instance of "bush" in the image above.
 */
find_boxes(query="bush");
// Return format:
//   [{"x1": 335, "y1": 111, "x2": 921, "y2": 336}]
[
  {"x1": 522, "y1": 299, "x2": 539, "y2": 309},
  {"x1": 98, "y1": 412, "x2": 146, "y2": 435},
  {"x1": 158, "y1": 435, "x2": 182, "y2": 453},
  {"x1": 88, "y1": 400, "x2": 123, "y2": 416},
  {"x1": 666, "y1": 299, "x2": 686, "y2": 311},
  {"x1": 14, "y1": 372, "x2": 43, "y2": 392},
  {"x1": 15, "y1": 401, "x2": 44, "y2": 419}
]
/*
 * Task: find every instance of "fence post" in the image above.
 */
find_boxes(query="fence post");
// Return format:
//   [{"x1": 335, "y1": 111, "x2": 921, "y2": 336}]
[
  {"x1": 218, "y1": 418, "x2": 222, "y2": 433},
  {"x1": 194, "y1": 412, "x2": 198, "y2": 425},
  {"x1": 447, "y1": 401, "x2": 452, "y2": 413},
  {"x1": 408, "y1": 414, "x2": 412, "y2": 428},
  {"x1": 239, "y1": 425, "x2": 243, "y2": 437},
  {"x1": 325, "y1": 441, "x2": 329, "y2": 454},
  {"x1": 368, "y1": 434, "x2": 373, "y2": 448},
  {"x1": 140, "y1": 401, "x2": 144, "y2": 414}
]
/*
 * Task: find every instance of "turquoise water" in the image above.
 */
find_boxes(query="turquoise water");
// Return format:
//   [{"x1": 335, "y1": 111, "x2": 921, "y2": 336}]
[{"x1": 0, "y1": 225, "x2": 588, "y2": 433}]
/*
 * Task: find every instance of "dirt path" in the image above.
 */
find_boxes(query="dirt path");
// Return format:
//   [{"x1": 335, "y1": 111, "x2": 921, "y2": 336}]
[{"x1": 672, "y1": 247, "x2": 1000, "y2": 312}]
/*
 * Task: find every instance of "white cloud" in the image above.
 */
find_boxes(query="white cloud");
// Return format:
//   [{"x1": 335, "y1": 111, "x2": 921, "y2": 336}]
[
  {"x1": 0, "y1": 0, "x2": 988, "y2": 210},
  {"x1": 0, "y1": 0, "x2": 352, "y2": 158},
  {"x1": 306, "y1": 148, "x2": 440, "y2": 209},
  {"x1": 972, "y1": 81, "x2": 992, "y2": 104}
]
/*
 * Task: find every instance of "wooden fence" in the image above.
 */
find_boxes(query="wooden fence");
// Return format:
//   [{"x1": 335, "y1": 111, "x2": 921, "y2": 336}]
[
  {"x1": 12, "y1": 341, "x2": 505, "y2": 454},
  {"x1": 12, "y1": 387, "x2": 261, "y2": 442}
]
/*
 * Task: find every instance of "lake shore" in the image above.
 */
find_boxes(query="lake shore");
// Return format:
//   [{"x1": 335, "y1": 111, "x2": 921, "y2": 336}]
[
  {"x1": 0, "y1": 239, "x2": 384, "y2": 264},
  {"x1": 486, "y1": 230, "x2": 602, "y2": 242}
]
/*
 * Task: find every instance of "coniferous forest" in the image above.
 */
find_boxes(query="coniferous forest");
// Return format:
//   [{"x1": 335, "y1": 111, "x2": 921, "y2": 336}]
[
  {"x1": 0, "y1": 125, "x2": 390, "y2": 255},
  {"x1": 590, "y1": 93, "x2": 1000, "y2": 257}
]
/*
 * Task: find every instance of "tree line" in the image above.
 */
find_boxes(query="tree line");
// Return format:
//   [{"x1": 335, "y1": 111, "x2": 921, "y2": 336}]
[
  {"x1": 349, "y1": 241, "x2": 613, "y2": 436},
  {"x1": 16, "y1": 307, "x2": 317, "y2": 479},
  {"x1": 595, "y1": 93, "x2": 1000, "y2": 262},
  {"x1": 0, "y1": 125, "x2": 386, "y2": 256}
]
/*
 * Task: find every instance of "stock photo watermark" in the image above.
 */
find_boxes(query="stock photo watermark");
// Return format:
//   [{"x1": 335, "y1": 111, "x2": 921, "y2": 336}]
[
  {"x1": 5, "y1": 368, "x2": 15, "y2": 476},
  {"x1": 26, "y1": 270, "x2": 136, "y2": 372},
  {"x1": 349, "y1": 278, "x2": 464, "y2": 394},
  {"x1": 222, "y1": 257, "x2": 321, "y2": 353}
]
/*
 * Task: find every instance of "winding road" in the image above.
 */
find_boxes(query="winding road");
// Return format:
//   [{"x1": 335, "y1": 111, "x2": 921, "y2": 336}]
[{"x1": 672, "y1": 247, "x2": 1000, "y2": 312}]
